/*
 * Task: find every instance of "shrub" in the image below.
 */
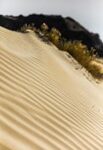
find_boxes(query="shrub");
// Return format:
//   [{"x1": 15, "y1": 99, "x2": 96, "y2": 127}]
[
  {"x1": 63, "y1": 41, "x2": 92, "y2": 66},
  {"x1": 88, "y1": 63, "x2": 103, "y2": 79},
  {"x1": 40, "y1": 23, "x2": 49, "y2": 33},
  {"x1": 49, "y1": 27, "x2": 61, "y2": 47},
  {"x1": 60, "y1": 40, "x2": 102, "y2": 79},
  {"x1": 20, "y1": 24, "x2": 28, "y2": 33},
  {"x1": 20, "y1": 23, "x2": 36, "y2": 33}
]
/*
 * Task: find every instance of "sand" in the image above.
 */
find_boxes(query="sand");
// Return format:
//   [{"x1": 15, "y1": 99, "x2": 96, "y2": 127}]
[{"x1": 0, "y1": 27, "x2": 103, "y2": 150}]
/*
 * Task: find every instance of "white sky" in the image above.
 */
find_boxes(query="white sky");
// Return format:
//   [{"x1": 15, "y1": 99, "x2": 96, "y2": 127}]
[{"x1": 0, "y1": 0, "x2": 103, "y2": 40}]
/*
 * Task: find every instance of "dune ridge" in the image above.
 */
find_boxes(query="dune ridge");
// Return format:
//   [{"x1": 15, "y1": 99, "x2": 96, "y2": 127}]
[{"x1": 0, "y1": 27, "x2": 103, "y2": 150}]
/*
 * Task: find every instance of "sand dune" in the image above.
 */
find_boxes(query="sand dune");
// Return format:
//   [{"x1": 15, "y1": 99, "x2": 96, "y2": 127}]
[{"x1": 0, "y1": 27, "x2": 103, "y2": 150}]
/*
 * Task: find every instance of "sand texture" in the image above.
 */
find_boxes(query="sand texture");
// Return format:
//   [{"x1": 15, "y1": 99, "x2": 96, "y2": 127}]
[{"x1": 0, "y1": 27, "x2": 103, "y2": 150}]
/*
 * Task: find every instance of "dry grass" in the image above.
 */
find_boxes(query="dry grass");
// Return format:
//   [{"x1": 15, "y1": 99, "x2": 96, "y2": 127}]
[
  {"x1": 20, "y1": 23, "x2": 103, "y2": 80},
  {"x1": 62, "y1": 41, "x2": 103, "y2": 79}
]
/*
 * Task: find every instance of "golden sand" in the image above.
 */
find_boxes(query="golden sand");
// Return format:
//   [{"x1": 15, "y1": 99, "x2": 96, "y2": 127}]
[{"x1": 0, "y1": 27, "x2": 103, "y2": 150}]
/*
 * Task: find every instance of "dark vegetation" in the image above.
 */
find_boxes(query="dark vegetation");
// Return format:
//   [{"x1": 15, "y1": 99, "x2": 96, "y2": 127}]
[{"x1": 0, "y1": 14, "x2": 103, "y2": 57}]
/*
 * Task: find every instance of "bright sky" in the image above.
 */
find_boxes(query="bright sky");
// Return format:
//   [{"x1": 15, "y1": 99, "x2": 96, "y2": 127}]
[{"x1": 0, "y1": 0, "x2": 103, "y2": 40}]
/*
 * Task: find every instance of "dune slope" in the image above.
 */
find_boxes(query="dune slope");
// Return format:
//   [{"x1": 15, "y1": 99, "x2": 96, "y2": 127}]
[{"x1": 0, "y1": 27, "x2": 103, "y2": 150}]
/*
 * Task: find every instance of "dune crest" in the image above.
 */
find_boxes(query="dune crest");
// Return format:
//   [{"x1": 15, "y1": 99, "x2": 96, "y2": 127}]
[{"x1": 0, "y1": 27, "x2": 103, "y2": 150}]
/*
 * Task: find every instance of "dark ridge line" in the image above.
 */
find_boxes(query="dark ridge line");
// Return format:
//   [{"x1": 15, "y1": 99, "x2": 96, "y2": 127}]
[{"x1": 0, "y1": 13, "x2": 103, "y2": 57}]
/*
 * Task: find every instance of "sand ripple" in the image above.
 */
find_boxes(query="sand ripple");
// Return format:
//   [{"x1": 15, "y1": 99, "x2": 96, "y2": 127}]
[{"x1": 0, "y1": 27, "x2": 103, "y2": 150}]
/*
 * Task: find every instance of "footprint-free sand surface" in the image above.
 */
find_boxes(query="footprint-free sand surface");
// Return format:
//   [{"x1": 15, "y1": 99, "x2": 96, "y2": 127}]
[{"x1": 0, "y1": 27, "x2": 103, "y2": 150}]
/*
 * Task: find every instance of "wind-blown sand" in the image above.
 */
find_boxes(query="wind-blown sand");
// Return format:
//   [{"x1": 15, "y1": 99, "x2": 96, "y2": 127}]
[{"x1": 0, "y1": 27, "x2": 103, "y2": 150}]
